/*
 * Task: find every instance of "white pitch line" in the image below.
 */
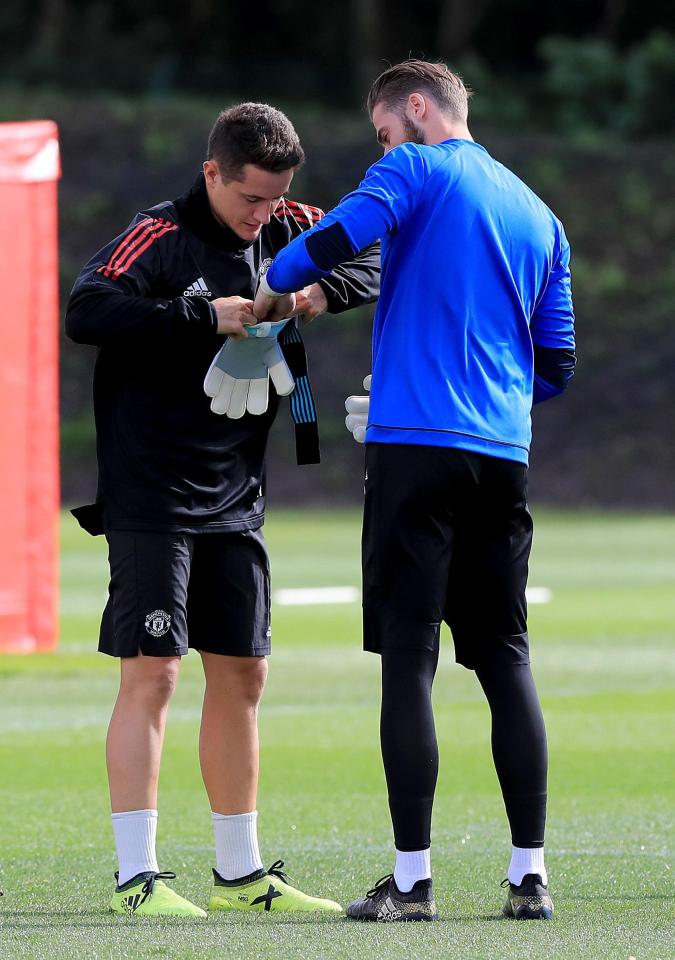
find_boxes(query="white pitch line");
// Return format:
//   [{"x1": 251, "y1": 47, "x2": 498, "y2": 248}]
[
  {"x1": 274, "y1": 586, "x2": 552, "y2": 607},
  {"x1": 527, "y1": 587, "x2": 553, "y2": 604},
  {"x1": 274, "y1": 586, "x2": 360, "y2": 606}
]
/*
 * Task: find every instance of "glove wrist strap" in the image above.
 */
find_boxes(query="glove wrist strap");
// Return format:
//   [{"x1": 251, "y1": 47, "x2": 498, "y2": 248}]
[
  {"x1": 259, "y1": 274, "x2": 284, "y2": 298},
  {"x1": 278, "y1": 323, "x2": 321, "y2": 465}
]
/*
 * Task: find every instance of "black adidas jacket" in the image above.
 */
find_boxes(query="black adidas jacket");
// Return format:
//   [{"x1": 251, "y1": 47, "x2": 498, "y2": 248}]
[{"x1": 65, "y1": 175, "x2": 380, "y2": 534}]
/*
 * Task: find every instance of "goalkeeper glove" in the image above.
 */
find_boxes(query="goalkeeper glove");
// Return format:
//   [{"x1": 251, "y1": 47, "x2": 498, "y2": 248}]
[
  {"x1": 204, "y1": 320, "x2": 294, "y2": 418},
  {"x1": 344, "y1": 375, "x2": 371, "y2": 443}
]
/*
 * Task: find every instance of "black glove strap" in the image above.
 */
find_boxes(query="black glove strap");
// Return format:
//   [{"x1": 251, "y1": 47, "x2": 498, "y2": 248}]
[{"x1": 279, "y1": 323, "x2": 321, "y2": 465}]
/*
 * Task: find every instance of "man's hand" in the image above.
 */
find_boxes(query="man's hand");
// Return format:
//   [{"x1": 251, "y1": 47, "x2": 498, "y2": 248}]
[
  {"x1": 294, "y1": 283, "x2": 328, "y2": 323},
  {"x1": 252, "y1": 290, "x2": 296, "y2": 323},
  {"x1": 253, "y1": 274, "x2": 296, "y2": 323},
  {"x1": 211, "y1": 296, "x2": 255, "y2": 338}
]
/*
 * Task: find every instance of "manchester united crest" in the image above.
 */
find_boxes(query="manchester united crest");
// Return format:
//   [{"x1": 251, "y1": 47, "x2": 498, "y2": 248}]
[{"x1": 145, "y1": 609, "x2": 172, "y2": 637}]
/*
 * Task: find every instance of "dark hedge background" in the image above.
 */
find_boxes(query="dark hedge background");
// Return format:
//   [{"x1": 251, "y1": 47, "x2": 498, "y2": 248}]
[{"x1": 2, "y1": 0, "x2": 673, "y2": 508}]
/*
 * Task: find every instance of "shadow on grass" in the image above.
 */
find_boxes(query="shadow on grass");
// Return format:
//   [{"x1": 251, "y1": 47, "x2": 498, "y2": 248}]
[
  {"x1": 0, "y1": 909, "x2": 346, "y2": 928},
  {"x1": 2, "y1": 893, "x2": 670, "y2": 931},
  {"x1": 0, "y1": 912, "x2": 513, "y2": 930}
]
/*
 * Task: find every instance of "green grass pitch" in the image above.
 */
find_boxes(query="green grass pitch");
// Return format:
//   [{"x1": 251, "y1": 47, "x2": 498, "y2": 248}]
[{"x1": 0, "y1": 509, "x2": 673, "y2": 959}]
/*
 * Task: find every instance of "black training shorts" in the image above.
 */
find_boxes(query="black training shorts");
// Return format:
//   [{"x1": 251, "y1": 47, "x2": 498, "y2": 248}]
[
  {"x1": 362, "y1": 443, "x2": 532, "y2": 670},
  {"x1": 99, "y1": 528, "x2": 271, "y2": 658}
]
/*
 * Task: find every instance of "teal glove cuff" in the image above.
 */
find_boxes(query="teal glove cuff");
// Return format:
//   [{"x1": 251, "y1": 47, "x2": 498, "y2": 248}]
[{"x1": 245, "y1": 319, "x2": 290, "y2": 339}]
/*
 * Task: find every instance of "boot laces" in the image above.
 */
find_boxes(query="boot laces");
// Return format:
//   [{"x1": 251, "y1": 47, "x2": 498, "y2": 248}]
[
  {"x1": 267, "y1": 860, "x2": 293, "y2": 886},
  {"x1": 366, "y1": 874, "x2": 394, "y2": 899},
  {"x1": 139, "y1": 871, "x2": 177, "y2": 906}
]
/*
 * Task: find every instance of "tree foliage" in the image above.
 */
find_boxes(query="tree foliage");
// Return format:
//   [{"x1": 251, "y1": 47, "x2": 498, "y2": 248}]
[{"x1": 2, "y1": 1, "x2": 674, "y2": 135}]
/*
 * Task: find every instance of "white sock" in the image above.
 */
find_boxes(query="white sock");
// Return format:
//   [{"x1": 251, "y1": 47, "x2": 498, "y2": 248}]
[
  {"x1": 111, "y1": 809, "x2": 159, "y2": 886},
  {"x1": 508, "y1": 845, "x2": 547, "y2": 886},
  {"x1": 393, "y1": 848, "x2": 432, "y2": 893},
  {"x1": 212, "y1": 810, "x2": 263, "y2": 881}
]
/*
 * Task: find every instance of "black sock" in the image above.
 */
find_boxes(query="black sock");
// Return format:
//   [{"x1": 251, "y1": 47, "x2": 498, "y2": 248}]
[
  {"x1": 380, "y1": 647, "x2": 440, "y2": 851},
  {"x1": 476, "y1": 660, "x2": 547, "y2": 847}
]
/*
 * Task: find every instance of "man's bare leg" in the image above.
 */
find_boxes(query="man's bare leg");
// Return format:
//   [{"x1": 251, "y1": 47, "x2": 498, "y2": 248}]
[
  {"x1": 106, "y1": 653, "x2": 180, "y2": 884},
  {"x1": 199, "y1": 652, "x2": 267, "y2": 879},
  {"x1": 107, "y1": 653, "x2": 180, "y2": 810}
]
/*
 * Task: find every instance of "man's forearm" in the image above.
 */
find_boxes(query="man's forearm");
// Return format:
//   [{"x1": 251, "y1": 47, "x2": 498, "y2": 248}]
[
  {"x1": 318, "y1": 242, "x2": 380, "y2": 313},
  {"x1": 262, "y1": 238, "x2": 331, "y2": 296},
  {"x1": 264, "y1": 189, "x2": 390, "y2": 296},
  {"x1": 65, "y1": 287, "x2": 216, "y2": 346},
  {"x1": 532, "y1": 346, "x2": 576, "y2": 404}
]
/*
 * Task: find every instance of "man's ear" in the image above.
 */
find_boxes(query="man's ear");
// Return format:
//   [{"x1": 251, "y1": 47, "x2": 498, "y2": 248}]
[
  {"x1": 203, "y1": 159, "x2": 219, "y2": 187},
  {"x1": 407, "y1": 93, "x2": 427, "y2": 119}
]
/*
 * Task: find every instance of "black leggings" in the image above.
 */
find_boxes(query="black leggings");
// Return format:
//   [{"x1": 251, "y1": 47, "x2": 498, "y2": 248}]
[{"x1": 380, "y1": 648, "x2": 547, "y2": 850}]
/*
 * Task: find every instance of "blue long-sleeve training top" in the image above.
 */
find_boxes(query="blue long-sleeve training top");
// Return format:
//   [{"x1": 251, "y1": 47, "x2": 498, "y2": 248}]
[{"x1": 266, "y1": 138, "x2": 576, "y2": 463}]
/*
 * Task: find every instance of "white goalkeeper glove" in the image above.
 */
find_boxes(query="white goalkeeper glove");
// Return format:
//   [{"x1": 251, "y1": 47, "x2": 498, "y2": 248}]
[
  {"x1": 204, "y1": 320, "x2": 294, "y2": 418},
  {"x1": 345, "y1": 375, "x2": 371, "y2": 443}
]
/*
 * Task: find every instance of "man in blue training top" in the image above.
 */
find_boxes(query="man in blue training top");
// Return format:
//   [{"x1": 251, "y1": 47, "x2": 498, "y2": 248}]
[{"x1": 254, "y1": 60, "x2": 576, "y2": 922}]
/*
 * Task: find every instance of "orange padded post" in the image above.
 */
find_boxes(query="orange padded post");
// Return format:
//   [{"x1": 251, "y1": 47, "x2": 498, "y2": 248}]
[{"x1": 0, "y1": 121, "x2": 60, "y2": 653}]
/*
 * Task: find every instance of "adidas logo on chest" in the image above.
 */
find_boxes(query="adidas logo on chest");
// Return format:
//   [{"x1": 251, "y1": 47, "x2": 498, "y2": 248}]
[{"x1": 184, "y1": 277, "x2": 212, "y2": 297}]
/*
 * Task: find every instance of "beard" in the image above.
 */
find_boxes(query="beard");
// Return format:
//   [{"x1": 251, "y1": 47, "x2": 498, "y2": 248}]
[{"x1": 401, "y1": 115, "x2": 426, "y2": 145}]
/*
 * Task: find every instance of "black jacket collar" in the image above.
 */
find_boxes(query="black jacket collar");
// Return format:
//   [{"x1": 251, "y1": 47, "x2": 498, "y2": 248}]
[{"x1": 173, "y1": 174, "x2": 257, "y2": 253}]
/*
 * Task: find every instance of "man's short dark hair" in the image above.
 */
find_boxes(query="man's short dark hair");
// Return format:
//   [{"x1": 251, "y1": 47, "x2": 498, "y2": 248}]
[
  {"x1": 207, "y1": 102, "x2": 305, "y2": 182},
  {"x1": 367, "y1": 60, "x2": 472, "y2": 122}
]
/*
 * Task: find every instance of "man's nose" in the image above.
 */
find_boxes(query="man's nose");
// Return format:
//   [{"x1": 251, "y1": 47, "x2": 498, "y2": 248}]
[{"x1": 253, "y1": 202, "x2": 273, "y2": 225}]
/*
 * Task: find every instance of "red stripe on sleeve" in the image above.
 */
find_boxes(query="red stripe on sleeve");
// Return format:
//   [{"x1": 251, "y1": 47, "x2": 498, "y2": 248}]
[
  {"x1": 107, "y1": 223, "x2": 160, "y2": 277},
  {"x1": 96, "y1": 218, "x2": 155, "y2": 278},
  {"x1": 100, "y1": 223, "x2": 157, "y2": 279},
  {"x1": 277, "y1": 199, "x2": 326, "y2": 228},
  {"x1": 110, "y1": 222, "x2": 178, "y2": 280}
]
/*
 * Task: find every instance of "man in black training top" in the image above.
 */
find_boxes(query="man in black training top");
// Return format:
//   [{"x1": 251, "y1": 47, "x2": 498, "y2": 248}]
[{"x1": 66, "y1": 102, "x2": 379, "y2": 917}]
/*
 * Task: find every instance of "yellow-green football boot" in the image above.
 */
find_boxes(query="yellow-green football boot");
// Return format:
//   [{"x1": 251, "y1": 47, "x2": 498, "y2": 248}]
[
  {"x1": 208, "y1": 860, "x2": 343, "y2": 914},
  {"x1": 110, "y1": 871, "x2": 206, "y2": 917}
]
